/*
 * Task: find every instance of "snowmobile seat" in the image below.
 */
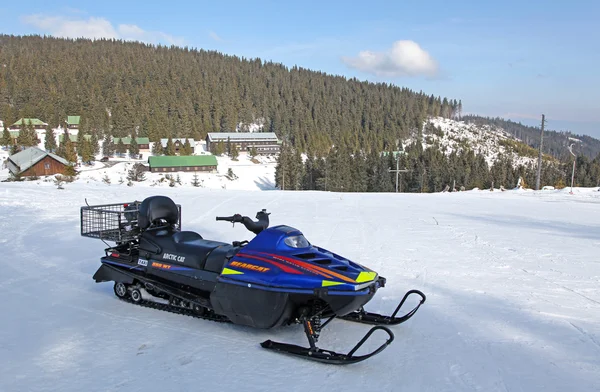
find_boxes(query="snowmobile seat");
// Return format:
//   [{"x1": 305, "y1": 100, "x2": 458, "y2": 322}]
[
  {"x1": 173, "y1": 231, "x2": 203, "y2": 243},
  {"x1": 139, "y1": 228, "x2": 231, "y2": 271}
]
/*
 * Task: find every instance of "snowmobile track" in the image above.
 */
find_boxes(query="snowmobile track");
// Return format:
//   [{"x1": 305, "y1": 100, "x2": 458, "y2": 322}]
[{"x1": 116, "y1": 295, "x2": 231, "y2": 324}]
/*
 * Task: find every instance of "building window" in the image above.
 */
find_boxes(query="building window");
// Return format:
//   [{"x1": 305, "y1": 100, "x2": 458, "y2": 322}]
[{"x1": 44, "y1": 163, "x2": 50, "y2": 169}]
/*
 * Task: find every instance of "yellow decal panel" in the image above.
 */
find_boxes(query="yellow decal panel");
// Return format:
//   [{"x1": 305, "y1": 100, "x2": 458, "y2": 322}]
[
  {"x1": 356, "y1": 271, "x2": 377, "y2": 283},
  {"x1": 221, "y1": 268, "x2": 244, "y2": 275},
  {"x1": 322, "y1": 280, "x2": 344, "y2": 287}
]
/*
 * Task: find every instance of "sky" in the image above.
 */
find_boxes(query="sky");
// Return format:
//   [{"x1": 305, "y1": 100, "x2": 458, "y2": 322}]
[{"x1": 1, "y1": 1, "x2": 599, "y2": 138}]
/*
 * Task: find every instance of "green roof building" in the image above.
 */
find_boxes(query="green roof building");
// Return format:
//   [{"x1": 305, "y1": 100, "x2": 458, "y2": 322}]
[
  {"x1": 10, "y1": 118, "x2": 48, "y2": 129},
  {"x1": 66, "y1": 116, "x2": 81, "y2": 128},
  {"x1": 148, "y1": 155, "x2": 218, "y2": 173},
  {"x1": 112, "y1": 137, "x2": 150, "y2": 149}
]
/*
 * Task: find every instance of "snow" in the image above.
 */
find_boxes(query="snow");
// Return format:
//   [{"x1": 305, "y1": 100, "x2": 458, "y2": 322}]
[
  {"x1": 417, "y1": 117, "x2": 540, "y2": 167},
  {"x1": 236, "y1": 118, "x2": 265, "y2": 133},
  {"x1": 0, "y1": 183, "x2": 599, "y2": 392}
]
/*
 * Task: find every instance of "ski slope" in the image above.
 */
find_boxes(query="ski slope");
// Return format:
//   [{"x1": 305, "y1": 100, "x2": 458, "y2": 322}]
[{"x1": 0, "y1": 183, "x2": 599, "y2": 392}]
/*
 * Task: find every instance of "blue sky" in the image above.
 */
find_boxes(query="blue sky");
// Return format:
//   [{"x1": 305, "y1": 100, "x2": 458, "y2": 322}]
[{"x1": 2, "y1": 1, "x2": 599, "y2": 137}]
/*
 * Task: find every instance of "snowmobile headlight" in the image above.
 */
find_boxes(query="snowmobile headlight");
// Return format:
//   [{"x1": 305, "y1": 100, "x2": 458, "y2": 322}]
[{"x1": 284, "y1": 235, "x2": 310, "y2": 248}]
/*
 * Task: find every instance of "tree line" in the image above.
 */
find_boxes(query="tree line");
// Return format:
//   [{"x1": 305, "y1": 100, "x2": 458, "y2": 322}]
[
  {"x1": 275, "y1": 142, "x2": 597, "y2": 192},
  {"x1": 0, "y1": 34, "x2": 461, "y2": 157}
]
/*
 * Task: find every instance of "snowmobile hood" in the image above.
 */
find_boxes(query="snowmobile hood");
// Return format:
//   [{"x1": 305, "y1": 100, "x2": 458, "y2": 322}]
[{"x1": 219, "y1": 225, "x2": 379, "y2": 292}]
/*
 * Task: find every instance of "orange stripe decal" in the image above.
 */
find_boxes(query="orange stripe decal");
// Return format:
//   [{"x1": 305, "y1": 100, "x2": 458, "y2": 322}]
[{"x1": 259, "y1": 252, "x2": 356, "y2": 283}]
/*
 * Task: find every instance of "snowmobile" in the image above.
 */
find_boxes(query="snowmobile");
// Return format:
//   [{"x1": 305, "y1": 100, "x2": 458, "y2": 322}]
[{"x1": 81, "y1": 195, "x2": 426, "y2": 364}]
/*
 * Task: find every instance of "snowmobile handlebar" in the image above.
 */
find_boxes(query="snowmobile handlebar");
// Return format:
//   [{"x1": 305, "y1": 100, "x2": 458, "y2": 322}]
[
  {"x1": 216, "y1": 214, "x2": 244, "y2": 223},
  {"x1": 216, "y1": 209, "x2": 270, "y2": 235}
]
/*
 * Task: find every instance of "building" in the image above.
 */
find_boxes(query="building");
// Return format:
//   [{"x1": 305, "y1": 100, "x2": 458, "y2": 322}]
[
  {"x1": 148, "y1": 155, "x2": 217, "y2": 173},
  {"x1": 160, "y1": 138, "x2": 195, "y2": 154},
  {"x1": 6, "y1": 147, "x2": 69, "y2": 177},
  {"x1": 112, "y1": 137, "x2": 151, "y2": 151},
  {"x1": 66, "y1": 116, "x2": 80, "y2": 129},
  {"x1": 10, "y1": 118, "x2": 48, "y2": 130},
  {"x1": 206, "y1": 132, "x2": 280, "y2": 154}
]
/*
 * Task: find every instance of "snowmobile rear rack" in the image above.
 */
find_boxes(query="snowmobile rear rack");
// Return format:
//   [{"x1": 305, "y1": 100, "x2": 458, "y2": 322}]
[{"x1": 81, "y1": 201, "x2": 181, "y2": 243}]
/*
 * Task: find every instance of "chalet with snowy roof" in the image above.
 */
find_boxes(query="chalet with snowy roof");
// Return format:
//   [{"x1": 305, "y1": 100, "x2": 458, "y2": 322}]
[
  {"x1": 66, "y1": 116, "x2": 80, "y2": 129},
  {"x1": 112, "y1": 137, "x2": 150, "y2": 151},
  {"x1": 160, "y1": 138, "x2": 195, "y2": 154},
  {"x1": 148, "y1": 155, "x2": 217, "y2": 173},
  {"x1": 7, "y1": 147, "x2": 70, "y2": 177},
  {"x1": 10, "y1": 118, "x2": 48, "y2": 130},
  {"x1": 206, "y1": 132, "x2": 280, "y2": 155}
]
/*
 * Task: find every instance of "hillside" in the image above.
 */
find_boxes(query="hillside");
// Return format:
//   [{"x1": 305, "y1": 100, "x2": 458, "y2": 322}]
[
  {"x1": 419, "y1": 117, "x2": 552, "y2": 167},
  {"x1": 0, "y1": 34, "x2": 460, "y2": 155},
  {"x1": 1, "y1": 183, "x2": 599, "y2": 392},
  {"x1": 462, "y1": 115, "x2": 600, "y2": 159}
]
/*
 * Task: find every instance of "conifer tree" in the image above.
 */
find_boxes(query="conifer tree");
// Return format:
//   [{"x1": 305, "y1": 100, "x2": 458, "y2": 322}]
[
  {"x1": 249, "y1": 146, "x2": 258, "y2": 159},
  {"x1": 102, "y1": 134, "x2": 114, "y2": 157},
  {"x1": 230, "y1": 142, "x2": 239, "y2": 160},
  {"x1": 2, "y1": 125, "x2": 12, "y2": 148},
  {"x1": 10, "y1": 143, "x2": 20, "y2": 155},
  {"x1": 91, "y1": 130, "x2": 100, "y2": 156},
  {"x1": 45, "y1": 126, "x2": 57, "y2": 152},
  {"x1": 129, "y1": 136, "x2": 139, "y2": 158},
  {"x1": 116, "y1": 138, "x2": 126, "y2": 156},
  {"x1": 80, "y1": 140, "x2": 94, "y2": 163},
  {"x1": 165, "y1": 137, "x2": 175, "y2": 155},
  {"x1": 152, "y1": 140, "x2": 163, "y2": 155},
  {"x1": 17, "y1": 120, "x2": 30, "y2": 146},
  {"x1": 182, "y1": 139, "x2": 193, "y2": 155},
  {"x1": 64, "y1": 138, "x2": 78, "y2": 163},
  {"x1": 191, "y1": 172, "x2": 201, "y2": 187}
]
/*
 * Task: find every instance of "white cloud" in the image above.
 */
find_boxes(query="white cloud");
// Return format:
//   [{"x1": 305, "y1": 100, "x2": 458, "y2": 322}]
[
  {"x1": 342, "y1": 40, "x2": 439, "y2": 78},
  {"x1": 209, "y1": 31, "x2": 223, "y2": 42},
  {"x1": 21, "y1": 14, "x2": 184, "y2": 46}
]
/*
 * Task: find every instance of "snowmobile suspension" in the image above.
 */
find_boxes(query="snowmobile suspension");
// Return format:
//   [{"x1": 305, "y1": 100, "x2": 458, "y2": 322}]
[{"x1": 261, "y1": 312, "x2": 395, "y2": 365}]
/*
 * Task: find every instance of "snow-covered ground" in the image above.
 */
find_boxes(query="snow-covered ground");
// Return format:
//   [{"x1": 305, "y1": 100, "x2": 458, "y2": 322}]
[
  {"x1": 75, "y1": 152, "x2": 278, "y2": 191},
  {"x1": 0, "y1": 183, "x2": 599, "y2": 392}
]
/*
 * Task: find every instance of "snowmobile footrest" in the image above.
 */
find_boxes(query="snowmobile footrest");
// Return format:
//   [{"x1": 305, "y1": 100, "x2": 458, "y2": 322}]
[
  {"x1": 260, "y1": 326, "x2": 394, "y2": 364},
  {"x1": 341, "y1": 289, "x2": 426, "y2": 326}
]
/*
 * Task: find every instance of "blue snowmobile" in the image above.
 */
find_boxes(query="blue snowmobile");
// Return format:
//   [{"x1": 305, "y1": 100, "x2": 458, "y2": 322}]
[{"x1": 82, "y1": 195, "x2": 425, "y2": 364}]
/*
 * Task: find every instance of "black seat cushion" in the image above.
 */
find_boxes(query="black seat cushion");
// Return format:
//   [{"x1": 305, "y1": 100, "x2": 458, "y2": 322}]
[
  {"x1": 173, "y1": 231, "x2": 203, "y2": 243},
  {"x1": 140, "y1": 228, "x2": 231, "y2": 270}
]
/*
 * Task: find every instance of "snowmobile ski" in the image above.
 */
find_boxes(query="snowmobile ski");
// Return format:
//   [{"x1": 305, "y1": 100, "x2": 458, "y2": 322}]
[
  {"x1": 340, "y1": 289, "x2": 426, "y2": 325},
  {"x1": 261, "y1": 315, "x2": 394, "y2": 365}
]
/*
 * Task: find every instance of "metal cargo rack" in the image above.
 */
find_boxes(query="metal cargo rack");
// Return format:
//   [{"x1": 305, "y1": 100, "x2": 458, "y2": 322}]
[{"x1": 80, "y1": 201, "x2": 181, "y2": 243}]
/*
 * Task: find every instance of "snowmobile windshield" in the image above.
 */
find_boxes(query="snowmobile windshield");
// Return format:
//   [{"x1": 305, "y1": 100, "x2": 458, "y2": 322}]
[{"x1": 284, "y1": 235, "x2": 311, "y2": 248}]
